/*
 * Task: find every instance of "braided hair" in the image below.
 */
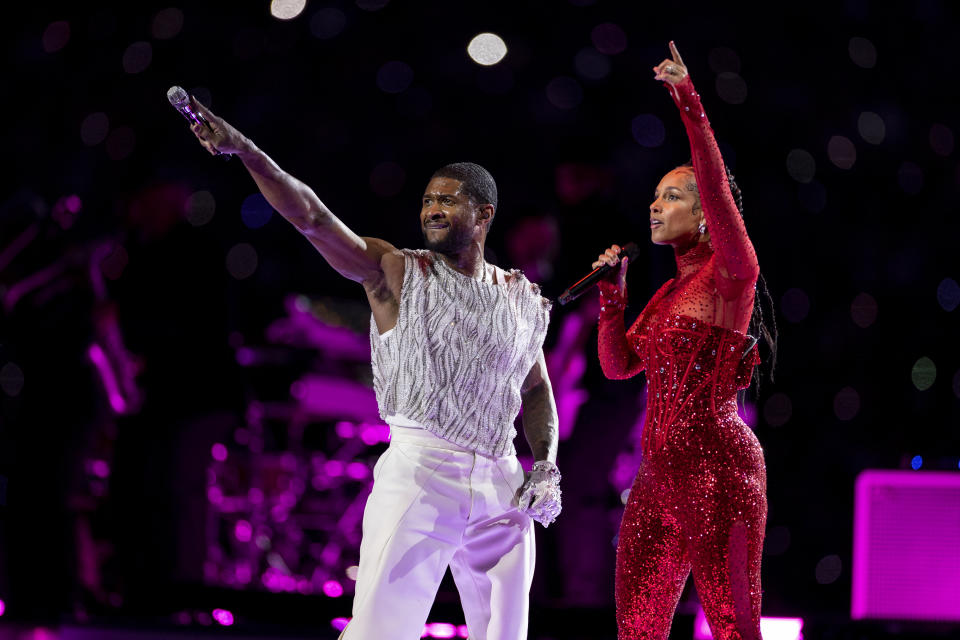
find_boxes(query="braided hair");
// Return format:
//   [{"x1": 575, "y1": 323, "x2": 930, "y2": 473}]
[{"x1": 681, "y1": 162, "x2": 778, "y2": 387}]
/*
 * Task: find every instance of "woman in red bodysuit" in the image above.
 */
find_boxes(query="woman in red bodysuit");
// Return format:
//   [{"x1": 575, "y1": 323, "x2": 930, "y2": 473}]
[{"x1": 593, "y1": 43, "x2": 775, "y2": 640}]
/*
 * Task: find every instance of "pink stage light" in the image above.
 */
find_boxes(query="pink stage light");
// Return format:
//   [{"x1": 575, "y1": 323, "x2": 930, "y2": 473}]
[
  {"x1": 211, "y1": 442, "x2": 228, "y2": 462},
  {"x1": 331, "y1": 617, "x2": 351, "y2": 631},
  {"x1": 852, "y1": 470, "x2": 960, "y2": 621},
  {"x1": 693, "y1": 607, "x2": 803, "y2": 640},
  {"x1": 212, "y1": 608, "x2": 234, "y2": 626},
  {"x1": 457, "y1": 624, "x2": 469, "y2": 638},
  {"x1": 324, "y1": 460, "x2": 345, "y2": 477},
  {"x1": 346, "y1": 462, "x2": 369, "y2": 480},
  {"x1": 90, "y1": 459, "x2": 110, "y2": 478},
  {"x1": 234, "y1": 519, "x2": 253, "y2": 542},
  {"x1": 87, "y1": 343, "x2": 128, "y2": 414},
  {"x1": 423, "y1": 622, "x2": 457, "y2": 638},
  {"x1": 0, "y1": 598, "x2": 5, "y2": 616},
  {"x1": 323, "y1": 580, "x2": 344, "y2": 597}
]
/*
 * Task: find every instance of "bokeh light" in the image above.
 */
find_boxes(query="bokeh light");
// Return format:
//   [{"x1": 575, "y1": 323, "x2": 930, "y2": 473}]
[
  {"x1": 833, "y1": 387, "x2": 860, "y2": 421},
  {"x1": 369, "y1": 161, "x2": 406, "y2": 197},
  {"x1": 590, "y1": 23, "x2": 627, "y2": 55},
  {"x1": 937, "y1": 278, "x2": 960, "y2": 311},
  {"x1": 122, "y1": 41, "x2": 153, "y2": 74},
  {"x1": 763, "y1": 393, "x2": 792, "y2": 427},
  {"x1": 911, "y1": 455, "x2": 923, "y2": 470},
  {"x1": 0, "y1": 598, "x2": 5, "y2": 616},
  {"x1": 827, "y1": 135, "x2": 856, "y2": 169},
  {"x1": 235, "y1": 520, "x2": 253, "y2": 542},
  {"x1": 911, "y1": 357, "x2": 936, "y2": 391},
  {"x1": 715, "y1": 72, "x2": 748, "y2": 105},
  {"x1": 574, "y1": 47, "x2": 610, "y2": 80},
  {"x1": 345, "y1": 565, "x2": 359, "y2": 580},
  {"x1": 332, "y1": 617, "x2": 350, "y2": 631},
  {"x1": 151, "y1": 8, "x2": 184, "y2": 39},
  {"x1": 80, "y1": 112, "x2": 110, "y2": 146},
  {"x1": 211, "y1": 443, "x2": 228, "y2": 462},
  {"x1": 815, "y1": 554, "x2": 842, "y2": 585},
  {"x1": 376, "y1": 61, "x2": 414, "y2": 94},
  {"x1": 270, "y1": 0, "x2": 307, "y2": 20},
  {"x1": 0, "y1": 362, "x2": 25, "y2": 397},
  {"x1": 42, "y1": 21, "x2": 71, "y2": 53},
  {"x1": 857, "y1": 111, "x2": 885, "y2": 144},
  {"x1": 897, "y1": 161, "x2": 923, "y2": 194},
  {"x1": 850, "y1": 292, "x2": 878, "y2": 328},
  {"x1": 928, "y1": 123, "x2": 954, "y2": 156},
  {"x1": 781, "y1": 288, "x2": 811, "y2": 323},
  {"x1": 467, "y1": 33, "x2": 508, "y2": 66},
  {"x1": 322, "y1": 580, "x2": 343, "y2": 597},
  {"x1": 786, "y1": 149, "x2": 816, "y2": 183},
  {"x1": 226, "y1": 243, "x2": 259, "y2": 280},
  {"x1": 848, "y1": 37, "x2": 877, "y2": 68},
  {"x1": 212, "y1": 608, "x2": 234, "y2": 626},
  {"x1": 631, "y1": 114, "x2": 666, "y2": 148},
  {"x1": 546, "y1": 76, "x2": 583, "y2": 110},
  {"x1": 310, "y1": 8, "x2": 347, "y2": 39},
  {"x1": 185, "y1": 190, "x2": 216, "y2": 226},
  {"x1": 241, "y1": 193, "x2": 274, "y2": 229}
]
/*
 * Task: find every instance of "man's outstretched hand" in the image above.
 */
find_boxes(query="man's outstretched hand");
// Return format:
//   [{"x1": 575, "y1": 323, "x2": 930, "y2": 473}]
[{"x1": 187, "y1": 97, "x2": 248, "y2": 156}]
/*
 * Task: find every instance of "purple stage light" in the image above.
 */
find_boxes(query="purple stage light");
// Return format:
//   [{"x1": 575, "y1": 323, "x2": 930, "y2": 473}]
[
  {"x1": 346, "y1": 462, "x2": 369, "y2": 480},
  {"x1": 207, "y1": 486, "x2": 224, "y2": 505},
  {"x1": 212, "y1": 608, "x2": 234, "y2": 626},
  {"x1": 211, "y1": 442, "x2": 228, "y2": 462},
  {"x1": 90, "y1": 459, "x2": 110, "y2": 478},
  {"x1": 0, "y1": 598, "x2": 4, "y2": 616},
  {"x1": 324, "y1": 460, "x2": 345, "y2": 477},
  {"x1": 694, "y1": 607, "x2": 803, "y2": 639},
  {"x1": 423, "y1": 622, "x2": 457, "y2": 638},
  {"x1": 331, "y1": 617, "x2": 350, "y2": 631},
  {"x1": 322, "y1": 580, "x2": 343, "y2": 597},
  {"x1": 87, "y1": 343, "x2": 128, "y2": 414},
  {"x1": 853, "y1": 470, "x2": 960, "y2": 621},
  {"x1": 234, "y1": 519, "x2": 253, "y2": 542},
  {"x1": 457, "y1": 625, "x2": 469, "y2": 638}
]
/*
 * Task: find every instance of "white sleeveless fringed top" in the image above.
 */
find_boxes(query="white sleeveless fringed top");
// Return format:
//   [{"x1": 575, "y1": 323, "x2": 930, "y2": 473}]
[{"x1": 370, "y1": 249, "x2": 551, "y2": 457}]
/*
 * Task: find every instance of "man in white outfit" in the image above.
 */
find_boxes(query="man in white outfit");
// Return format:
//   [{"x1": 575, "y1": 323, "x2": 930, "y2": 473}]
[{"x1": 182, "y1": 97, "x2": 561, "y2": 640}]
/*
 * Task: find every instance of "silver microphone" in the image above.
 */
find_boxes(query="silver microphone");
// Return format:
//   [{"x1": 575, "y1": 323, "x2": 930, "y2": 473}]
[{"x1": 166, "y1": 86, "x2": 211, "y2": 129}]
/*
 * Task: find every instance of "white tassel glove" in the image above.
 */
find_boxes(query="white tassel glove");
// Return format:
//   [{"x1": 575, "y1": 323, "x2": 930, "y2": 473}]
[{"x1": 517, "y1": 460, "x2": 562, "y2": 527}]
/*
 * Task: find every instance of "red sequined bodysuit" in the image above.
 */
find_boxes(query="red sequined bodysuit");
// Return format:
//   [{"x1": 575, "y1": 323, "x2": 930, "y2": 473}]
[{"x1": 598, "y1": 76, "x2": 766, "y2": 640}]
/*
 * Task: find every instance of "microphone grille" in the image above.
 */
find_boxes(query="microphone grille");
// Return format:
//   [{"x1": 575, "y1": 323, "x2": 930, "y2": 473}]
[{"x1": 166, "y1": 85, "x2": 189, "y2": 107}]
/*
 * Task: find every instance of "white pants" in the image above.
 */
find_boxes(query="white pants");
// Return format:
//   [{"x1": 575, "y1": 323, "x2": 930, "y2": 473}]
[{"x1": 342, "y1": 425, "x2": 535, "y2": 640}]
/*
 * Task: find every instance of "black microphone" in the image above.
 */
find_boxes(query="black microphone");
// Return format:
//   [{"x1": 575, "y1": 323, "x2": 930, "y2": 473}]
[
  {"x1": 558, "y1": 243, "x2": 640, "y2": 306},
  {"x1": 166, "y1": 86, "x2": 212, "y2": 129}
]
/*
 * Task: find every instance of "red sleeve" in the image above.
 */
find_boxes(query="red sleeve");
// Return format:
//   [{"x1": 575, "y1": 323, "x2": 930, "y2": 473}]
[
  {"x1": 596, "y1": 281, "x2": 644, "y2": 379},
  {"x1": 668, "y1": 76, "x2": 759, "y2": 295}
]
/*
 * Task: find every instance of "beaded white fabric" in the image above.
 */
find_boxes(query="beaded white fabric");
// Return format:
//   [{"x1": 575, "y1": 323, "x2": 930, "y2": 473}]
[{"x1": 370, "y1": 249, "x2": 551, "y2": 457}]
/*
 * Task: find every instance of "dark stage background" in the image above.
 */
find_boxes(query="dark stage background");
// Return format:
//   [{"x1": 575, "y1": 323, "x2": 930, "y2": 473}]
[{"x1": 2, "y1": 1, "x2": 959, "y2": 638}]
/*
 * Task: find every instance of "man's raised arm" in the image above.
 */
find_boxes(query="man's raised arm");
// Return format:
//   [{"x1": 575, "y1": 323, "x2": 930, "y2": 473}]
[{"x1": 186, "y1": 96, "x2": 395, "y2": 285}]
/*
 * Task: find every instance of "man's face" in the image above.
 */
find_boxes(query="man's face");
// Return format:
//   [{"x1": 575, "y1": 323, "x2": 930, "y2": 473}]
[{"x1": 420, "y1": 177, "x2": 481, "y2": 254}]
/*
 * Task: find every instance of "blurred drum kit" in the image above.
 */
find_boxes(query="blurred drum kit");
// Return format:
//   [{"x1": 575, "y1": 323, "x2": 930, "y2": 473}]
[{"x1": 204, "y1": 294, "x2": 386, "y2": 599}]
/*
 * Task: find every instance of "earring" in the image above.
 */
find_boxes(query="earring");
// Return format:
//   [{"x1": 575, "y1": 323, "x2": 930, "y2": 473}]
[{"x1": 698, "y1": 222, "x2": 707, "y2": 234}]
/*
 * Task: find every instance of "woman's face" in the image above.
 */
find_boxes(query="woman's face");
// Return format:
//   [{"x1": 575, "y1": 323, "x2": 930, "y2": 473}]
[{"x1": 649, "y1": 168, "x2": 704, "y2": 247}]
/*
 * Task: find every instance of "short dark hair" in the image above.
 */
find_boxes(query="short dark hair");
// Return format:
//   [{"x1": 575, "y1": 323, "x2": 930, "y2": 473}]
[{"x1": 431, "y1": 162, "x2": 498, "y2": 210}]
